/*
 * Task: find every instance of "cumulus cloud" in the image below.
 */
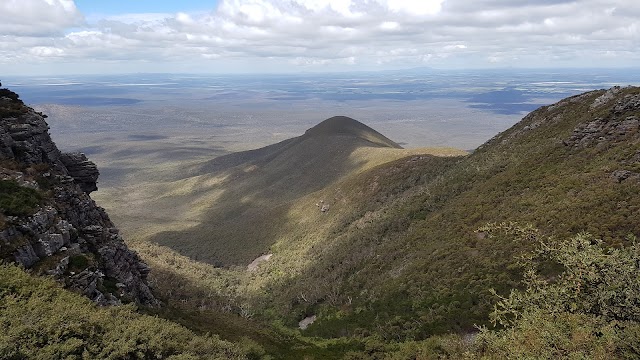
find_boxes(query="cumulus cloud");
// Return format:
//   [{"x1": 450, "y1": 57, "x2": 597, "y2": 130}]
[
  {"x1": 0, "y1": 0, "x2": 83, "y2": 36},
  {"x1": 1, "y1": 0, "x2": 639, "y2": 72}
]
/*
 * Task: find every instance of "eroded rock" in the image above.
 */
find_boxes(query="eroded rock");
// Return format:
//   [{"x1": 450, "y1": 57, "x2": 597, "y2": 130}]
[
  {"x1": 0, "y1": 90, "x2": 159, "y2": 307},
  {"x1": 565, "y1": 93, "x2": 640, "y2": 148},
  {"x1": 60, "y1": 152, "x2": 99, "y2": 194}
]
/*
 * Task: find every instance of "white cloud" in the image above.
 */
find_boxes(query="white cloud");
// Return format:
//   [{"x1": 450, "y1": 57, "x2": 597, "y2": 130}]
[
  {"x1": 29, "y1": 46, "x2": 64, "y2": 57},
  {"x1": 385, "y1": 0, "x2": 444, "y2": 15},
  {"x1": 0, "y1": 0, "x2": 83, "y2": 36},
  {"x1": 380, "y1": 21, "x2": 400, "y2": 31},
  {"x1": 1, "y1": 0, "x2": 639, "y2": 73}
]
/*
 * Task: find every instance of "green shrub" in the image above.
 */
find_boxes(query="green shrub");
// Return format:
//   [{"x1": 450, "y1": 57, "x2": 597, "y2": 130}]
[
  {"x1": 0, "y1": 180, "x2": 42, "y2": 216},
  {"x1": 471, "y1": 228, "x2": 640, "y2": 358},
  {"x1": 489, "y1": 232, "x2": 640, "y2": 327},
  {"x1": 0, "y1": 87, "x2": 27, "y2": 118},
  {"x1": 68, "y1": 255, "x2": 89, "y2": 273},
  {"x1": 0, "y1": 263, "x2": 253, "y2": 359}
]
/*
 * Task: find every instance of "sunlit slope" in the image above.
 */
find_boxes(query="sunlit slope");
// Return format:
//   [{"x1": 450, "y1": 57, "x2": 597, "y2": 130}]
[
  {"x1": 106, "y1": 116, "x2": 462, "y2": 266},
  {"x1": 100, "y1": 87, "x2": 640, "y2": 342},
  {"x1": 259, "y1": 86, "x2": 640, "y2": 338}
]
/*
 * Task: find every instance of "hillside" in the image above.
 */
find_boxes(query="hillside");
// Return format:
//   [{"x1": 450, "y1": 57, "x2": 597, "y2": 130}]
[
  {"x1": 285, "y1": 86, "x2": 640, "y2": 338},
  {"x1": 110, "y1": 86, "x2": 640, "y2": 345},
  {"x1": 96, "y1": 115, "x2": 463, "y2": 266},
  {"x1": 276, "y1": 86, "x2": 640, "y2": 338},
  {"x1": 2, "y1": 83, "x2": 640, "y2": 358},
  {"x1": 0, "y1": 263, "x2": 255, "y2": 359}
]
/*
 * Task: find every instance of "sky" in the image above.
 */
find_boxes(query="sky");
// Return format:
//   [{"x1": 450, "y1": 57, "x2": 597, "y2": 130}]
[{"x1": 0, "y1": 0, "x2": 639, "y2": 75}]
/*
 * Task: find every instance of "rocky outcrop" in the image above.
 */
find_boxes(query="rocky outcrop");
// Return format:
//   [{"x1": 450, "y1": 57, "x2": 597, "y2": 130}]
[
  {"x1": 565, "y1": 92, "x2": 640, "y2": 148},
  {"x1": 0, "y1": 108, "x2": 63, "y2": 168},
  {"x1": 0, "y1": 87, "x2": 159, "y2": 307},
  {"x1": 610, "y1": 169, "x2": 640, "y2": 183},
  {"x1": 60, "y1": 152, "x2": 99, "y2": 193}
]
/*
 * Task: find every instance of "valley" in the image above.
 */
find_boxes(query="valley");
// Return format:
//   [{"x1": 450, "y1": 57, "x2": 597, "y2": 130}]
[
  {"x1": 3, "y1": 0, "x2": 640, "y2": 357},
  {"x1": 2, "y1": 75, "x2": 640, "y2": 358},
  {"x1": 85, "y1": 84, "x2": 640, "y2": 355}
]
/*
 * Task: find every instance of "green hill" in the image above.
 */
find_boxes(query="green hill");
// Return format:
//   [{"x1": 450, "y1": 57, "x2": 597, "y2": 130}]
[
  {"x1": 120, "y1": 116, "x2": 462, "y2": 266},
  {"x1": 270, "y1": 86, "x2": 640, "y2": 338},
  {"x1": 120, "y1": 87, "x2": 640, "y2": 344},
  {"x1": 84, "y1": 86, "x2": 640, "y2": 358}
]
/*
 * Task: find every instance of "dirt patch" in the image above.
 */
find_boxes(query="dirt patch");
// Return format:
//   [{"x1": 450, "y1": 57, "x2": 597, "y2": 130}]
[
  {"x1": 298, "y1": 315, "x2": 316, "y2": 330},
  {"x1": 247, "y1": 253, "x2": 272, "y2": 271}
]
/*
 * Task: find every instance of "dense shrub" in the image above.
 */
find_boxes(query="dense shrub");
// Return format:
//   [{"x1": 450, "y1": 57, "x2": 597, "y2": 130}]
[
  {"x1": 0, "y1": 86, "x2": 27, "y2": 118},
  {"x1": 0, "y1": 263, "x2": 253, "y2": 359},
  {"x1": 472, "y1": 229, "x2": 640, "y2": 359},
  {"x1": 0, "y1": 180, "x2": 42, "y2": 216},
  {"x1": 372, "y1": 229, "x2": 640, "y2": 359}
]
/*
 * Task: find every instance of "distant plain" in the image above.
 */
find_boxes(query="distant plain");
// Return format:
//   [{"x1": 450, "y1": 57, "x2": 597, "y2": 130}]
[{"x1": 3, "y1": 68, "x2": 639, "y2": 242}]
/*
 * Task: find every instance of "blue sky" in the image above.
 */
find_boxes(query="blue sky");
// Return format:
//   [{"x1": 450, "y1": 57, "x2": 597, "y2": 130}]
[
  {"x1": 75, "y1": 0, "x2": 219, "y2": 16},
  {"x1": 1, "y1": 0, "x2": 639, "y2": 75}
]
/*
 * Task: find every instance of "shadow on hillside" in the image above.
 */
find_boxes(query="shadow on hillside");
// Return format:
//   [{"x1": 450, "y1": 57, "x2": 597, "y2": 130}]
[{"x1": 148, "y1": 134, "x2": 380, "y2": 267}]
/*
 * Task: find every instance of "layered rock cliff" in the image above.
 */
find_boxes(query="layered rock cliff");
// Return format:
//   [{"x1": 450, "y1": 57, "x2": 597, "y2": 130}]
[{"x1": 0, "y1": 85, "x2": 158, "y2": 307}]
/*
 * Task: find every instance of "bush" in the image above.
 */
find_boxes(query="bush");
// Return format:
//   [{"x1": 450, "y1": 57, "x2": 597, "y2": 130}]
[
  {"x1": 0, "y1": 87, "x2": 27, "y2": 118},
  {"x1": 0, "y1": 180, "x2": 42, "y2": 216},
  {"x1": 471, "y1": 228, "x2": 640, "y2": 358},
  {"x1": 0, "y1": 263, "x2": 253, "y2": 359},
  {"x1": 490, "y1": 233, "x2": 640, "y2": 327}
]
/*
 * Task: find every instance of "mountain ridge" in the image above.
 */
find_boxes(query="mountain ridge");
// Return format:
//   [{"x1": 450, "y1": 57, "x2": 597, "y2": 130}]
[
  {"x1": 191, "y1": 115, "x2": 402, "y2": 177},
  {"x1": 120, "y1": 86, "x2": 640, "y2": 344},
  {"x1": 145, "y1": 115, "x2": 461, "y2": 266}
]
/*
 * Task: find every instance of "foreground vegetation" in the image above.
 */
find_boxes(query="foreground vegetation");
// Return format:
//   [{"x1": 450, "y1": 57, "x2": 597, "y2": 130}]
[
  {"x1": 0, "y1": 263, "x2": 256, "y2": 359},
  {"x1": 473, "y1": 228, "x2": 640, "y2": 359},
  {"x1": 343, "y1": 226, "x2": 640, "y2": 359},
  {"x1": 4, "y1": 225, "x2": 638, "y2": 359}
]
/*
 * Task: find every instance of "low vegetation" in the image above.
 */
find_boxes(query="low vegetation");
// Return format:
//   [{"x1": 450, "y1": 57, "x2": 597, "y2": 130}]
[
  {"x1": 0, "y1": 179, "x2": 42, "y2": 216},
  {"x1": 343, "y1": 227, "x2": 640, "y2": 359},
  {"x1": 0, "y1": 263, "x2": 257, "y2": 359},
  {"x1": 4, "y1": 224, "x2": 638, "y2": 359},
  {"x1": 120, "y1": 86, "x2": 640, "y2": 347},
  {"x1": 0, "y1": 85, "x2": 28, "y2": 118},
  {"x1": 472, "y1": 228, "x2": 640, "y2": 359}
]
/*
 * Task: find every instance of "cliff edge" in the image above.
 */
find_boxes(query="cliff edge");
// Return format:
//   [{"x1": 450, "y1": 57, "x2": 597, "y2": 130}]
[{"x1": 0, "y1": 84, "x2": 158, "y2": 307}]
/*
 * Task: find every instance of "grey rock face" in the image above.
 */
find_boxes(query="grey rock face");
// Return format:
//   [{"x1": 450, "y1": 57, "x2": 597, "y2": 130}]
[
  {"x1": 565, "y1": 93, "x2": 640, "y2": 148},
  {"x1": 590, "y1": 86, "x2": 621, "y2": 109},
  {"x1": 611, "y1": 170, "x2": 640, "y2": 183},
  {"x1": 0, "y1": 111, "x2": 64, "y2": 169},
  {"x1": 60, "y1": 152, "x2": 99, "y2": 194},
  {"x1": 0, "y1": 89, "x2": 159, "y2": 307}
]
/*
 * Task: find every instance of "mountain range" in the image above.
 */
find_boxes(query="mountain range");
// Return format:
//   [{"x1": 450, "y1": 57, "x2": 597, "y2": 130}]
[{"x1": 1, "y1": 84, "x2": 639, "y2": 359}]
